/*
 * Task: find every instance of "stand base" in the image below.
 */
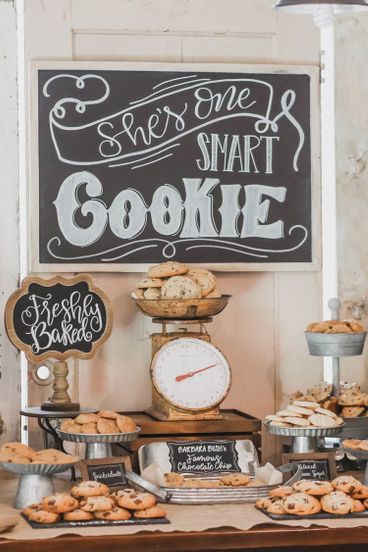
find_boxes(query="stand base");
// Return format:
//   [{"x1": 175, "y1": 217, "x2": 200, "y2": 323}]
[
  {"x1": 14, "y1": 474, "x2": 54, "y2": 509},
  {"x1": 291, "y1": 436, "x2": 318, "y2": 454},
  {"x1": 85, "y1": 443, "x2": 113, "y2": 459},
  {"x1": 41, "y1": 401, "x2": 80, "y2": 412}
]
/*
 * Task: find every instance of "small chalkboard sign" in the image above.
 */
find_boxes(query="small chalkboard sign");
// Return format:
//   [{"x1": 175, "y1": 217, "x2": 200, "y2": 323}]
[
  {"x1": 80, "y1": 457, "x2": 132, "y2": 488},
  {"x1": 5, "y1": 274, "x2": 112, "y2": 362},
  {"x1": 281, "y1": 453, "x2": 336, "y2": 481},
  {"x1": 167, "y1": 440, "x2": 240, "y2": 473}
]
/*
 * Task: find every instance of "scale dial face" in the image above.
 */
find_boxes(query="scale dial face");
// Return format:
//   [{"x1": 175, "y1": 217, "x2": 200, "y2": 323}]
[{"x1": 151, "y1": 338, "x2": 231, "y2": 411}]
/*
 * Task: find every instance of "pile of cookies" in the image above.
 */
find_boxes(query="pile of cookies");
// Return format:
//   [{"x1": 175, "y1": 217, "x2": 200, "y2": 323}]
[
  {"x1": 256, "y1": 476, "x2": 368, "y2": 516},
  {"x1": 265, "y1": 397, "x2": 344, "y2": 429},
  {"x1": 0, "y1": 442, "x2": 78, "y2": 465},
  {"x1": 60, "y1": 411, "x2": 137, "y2": 435},
  {"x1": 131, "y1": 261, "x2": 221, "y2": 300},
  {"x1": 22, "y1": 480, "x2": 166, "y2": 524},
  {"x1": 343, "y1": 439, "x2": 368, "y2": 452},
  {"x1": 164, "y1": 472, "x2": 250, "y2": 488},
  {"x1": 306, "y1": 319, "x2": 365, "y2": 334},
  {"x1": 292, "y1": 381, "x2": 368, "y2": 419}
]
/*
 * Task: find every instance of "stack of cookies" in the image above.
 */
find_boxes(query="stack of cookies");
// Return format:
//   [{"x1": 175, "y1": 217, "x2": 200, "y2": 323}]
[
  {"x1": 164, "y1": 472, "x2": 251, "y2": 488},
  {"x1": 256, "y1": 476, "x2": 368, "y2": 516},
  {"x1": 131, "y1": 261, "x2": 221, "y2": 300},
  {"x1": 60, "y1": 411, "x2": 137, "y2": 435},
  {"x1": 0, "y1": 442, "x2": 78, "y2": 465},
  {"x1": 292, "y1": 381, "x2": 368, "y2": 419},
  {"x1": 306, "y1": 319, "x2": 365, "y2": 334},
  {"x1": 265, "y1": 398, "x2": 344, "y2": 429},
  {"x1": 22, "y1": 480, "x2": 166, "y2": 524}
]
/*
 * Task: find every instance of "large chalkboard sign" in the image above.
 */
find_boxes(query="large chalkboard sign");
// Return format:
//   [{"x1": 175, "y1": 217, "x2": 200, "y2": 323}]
[
  {"x1": 167, "y1": 440, "x2": 240, "y2": 473},
  {"x1": 5, "y1": 275, "x2": 112, "y2": 362},
  {"x1": 32, "y1": 62, "x2": 318, "y2": 271}
]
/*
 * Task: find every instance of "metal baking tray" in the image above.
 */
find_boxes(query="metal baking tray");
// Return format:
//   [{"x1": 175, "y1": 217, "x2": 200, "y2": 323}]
[
  {"x1": 263, "y1": 510, "x2": 368, "y2": 521},
  {"x1": 22, "y1": 513, "x2": 169, "y2": 529},
  {"x1": 138, "y1": 440, "x2": 301, "y2": 504}
]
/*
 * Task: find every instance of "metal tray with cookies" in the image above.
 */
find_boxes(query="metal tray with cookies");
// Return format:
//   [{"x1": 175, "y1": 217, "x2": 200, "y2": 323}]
[{"x1": 138, "y1": 440, "x2": 301, "y2": 504}]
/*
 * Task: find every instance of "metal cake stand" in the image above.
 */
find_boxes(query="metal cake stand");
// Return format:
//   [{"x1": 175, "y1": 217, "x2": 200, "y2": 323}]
[
  {"x1": 343, "y1": 447, "x2": 368, "y2": 485},
  {"x1": 55, "y1": 426, "x2": 141, "y2": 459},
  {"x1": 0, "y1": 460, "x2": 79, "y2": 509},
  {"x1": 265, "y1": 422, "x2": 344, "y2": 453}
]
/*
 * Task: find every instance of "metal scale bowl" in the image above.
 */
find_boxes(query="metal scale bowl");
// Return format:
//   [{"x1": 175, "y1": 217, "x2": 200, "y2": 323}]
[
  {"x1": 55, "y1": 425, "x2": 141, "y2": 459},
  {"x1": 133, "y1": 295, "x2": 231, "y2": 320},
  {"x1": 0, "y1": 460, "x2": 79, "y2": 509}
]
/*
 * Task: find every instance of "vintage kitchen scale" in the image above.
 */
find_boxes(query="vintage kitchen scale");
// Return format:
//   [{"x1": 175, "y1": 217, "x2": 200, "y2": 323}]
[{"x1": 134, "y1": 295, "x2": 232, "y2": 421}]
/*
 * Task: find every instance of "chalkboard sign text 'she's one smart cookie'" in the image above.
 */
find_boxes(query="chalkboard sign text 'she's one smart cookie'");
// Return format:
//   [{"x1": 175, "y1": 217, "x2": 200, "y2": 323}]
[{"x1": 32, "y1": 62, "x2": 319, "y2": 270}]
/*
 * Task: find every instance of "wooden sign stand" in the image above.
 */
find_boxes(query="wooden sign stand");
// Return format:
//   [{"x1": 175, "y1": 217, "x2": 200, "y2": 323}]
[
  {"x1": 5, "y1": 274, "x2": 113, "y2": 412},
  {"x1": 42, "y1": 360, "x2": 80, "y2": 411}
]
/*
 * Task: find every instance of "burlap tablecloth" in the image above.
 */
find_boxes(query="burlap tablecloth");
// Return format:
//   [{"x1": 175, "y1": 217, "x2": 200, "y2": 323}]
[{"x1": 2, "y1": 470, "x2": 368, "y2": 541}]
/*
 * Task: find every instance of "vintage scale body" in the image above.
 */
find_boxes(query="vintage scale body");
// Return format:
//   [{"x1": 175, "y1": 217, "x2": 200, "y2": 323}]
[{"x1": 147, "y1": 317, "x2": 232, "y2": 421}]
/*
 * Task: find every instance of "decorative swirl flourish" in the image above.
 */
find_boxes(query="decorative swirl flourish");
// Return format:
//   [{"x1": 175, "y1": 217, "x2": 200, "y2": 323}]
[{"x1": 46, "y1": 225, "x2": 308, "y2": 263}]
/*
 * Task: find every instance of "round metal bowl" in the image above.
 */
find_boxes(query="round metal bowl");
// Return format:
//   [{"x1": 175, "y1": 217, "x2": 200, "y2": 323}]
[
  {"x1": 305, "y1": 331, "x2": 367, "y2": 357},
  {"x1": 0, "y1": 460, "x2": 79, "y2": 476},
  {"x1": 133, "y1": 295, "x2": 231, "y2": 319},
  {"x1": 56, "y1": 427, "x2": 141, "y2": 444},
  {"x1": 265, "y1": 421, "x2": 344, "y2": 437}
]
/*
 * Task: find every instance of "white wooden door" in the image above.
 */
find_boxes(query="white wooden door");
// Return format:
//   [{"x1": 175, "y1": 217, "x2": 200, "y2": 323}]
[{"x1": 23, "y1": 0, "x2": 322, "y2": 461}]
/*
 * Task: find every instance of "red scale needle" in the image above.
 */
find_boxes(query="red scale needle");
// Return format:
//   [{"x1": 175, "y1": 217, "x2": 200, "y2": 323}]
[{"x1": 175, "y1": 363, "x2": 220, "y2": 382}]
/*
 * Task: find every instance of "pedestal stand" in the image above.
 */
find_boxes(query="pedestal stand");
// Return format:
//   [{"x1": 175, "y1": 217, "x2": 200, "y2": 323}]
[{"x1": 41, "y1": 360, "x2": 80, "y2": 411}]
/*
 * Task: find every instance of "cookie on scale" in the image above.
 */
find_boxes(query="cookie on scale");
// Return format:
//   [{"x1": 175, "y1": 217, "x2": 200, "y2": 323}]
[
  {"x1": 136, "y1": 277, "x2": 163, "y2": 289},
  {"x1": 148, "y1": 261, "x2": 189, "y2": 278},
  {"x1": 206, "y1": 288, "x2": 222, "y2": 298},
  {"x1": 187, "y1": 268, "x2": 216, "y2": 297},
  {"x1": 161, "y1": 276, "x2": 202, "y2": 300},
  {"x1": 144, "y1": 288, "x2": 161, "y2": 300}
]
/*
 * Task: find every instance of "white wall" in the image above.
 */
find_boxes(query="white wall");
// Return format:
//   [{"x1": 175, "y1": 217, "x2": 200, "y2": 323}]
[
  {"x1": 0, "y1": 0, "x2": 21, "y2": 443},
  {"x1": 21, "y1": 0, "x2": 322, "y2": 461},
  {"x1": 335, "y1": 13, "x2": 368, "y2": 386}
]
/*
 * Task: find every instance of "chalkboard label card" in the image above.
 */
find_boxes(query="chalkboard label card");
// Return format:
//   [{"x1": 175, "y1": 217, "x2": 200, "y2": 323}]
[
  {"x1": 5, "y1": 274, "x2": 113, "y2": 411},
  {"x1": 80, "y1": 457, "x2": 132, "y2": 488},
  {"x1": 281, "y1": 453, "x2": 336, "y2": 481},
  {"x1": 167, "y1": 440, "x2": 240, "y2": 473},
  {"x1": 31, "y1": 61, "x2": 320, "y2": 272}
]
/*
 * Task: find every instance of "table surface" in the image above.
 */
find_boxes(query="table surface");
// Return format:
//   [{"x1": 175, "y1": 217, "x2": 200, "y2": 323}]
[{"x1": 1, "y1": 472, "x2": 368, "y2": 552}]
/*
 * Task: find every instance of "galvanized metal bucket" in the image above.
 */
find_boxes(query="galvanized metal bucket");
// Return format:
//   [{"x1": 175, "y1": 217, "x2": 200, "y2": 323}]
[{"x1": 305, "y1": 331, "x2": 367, "y2": 357}]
